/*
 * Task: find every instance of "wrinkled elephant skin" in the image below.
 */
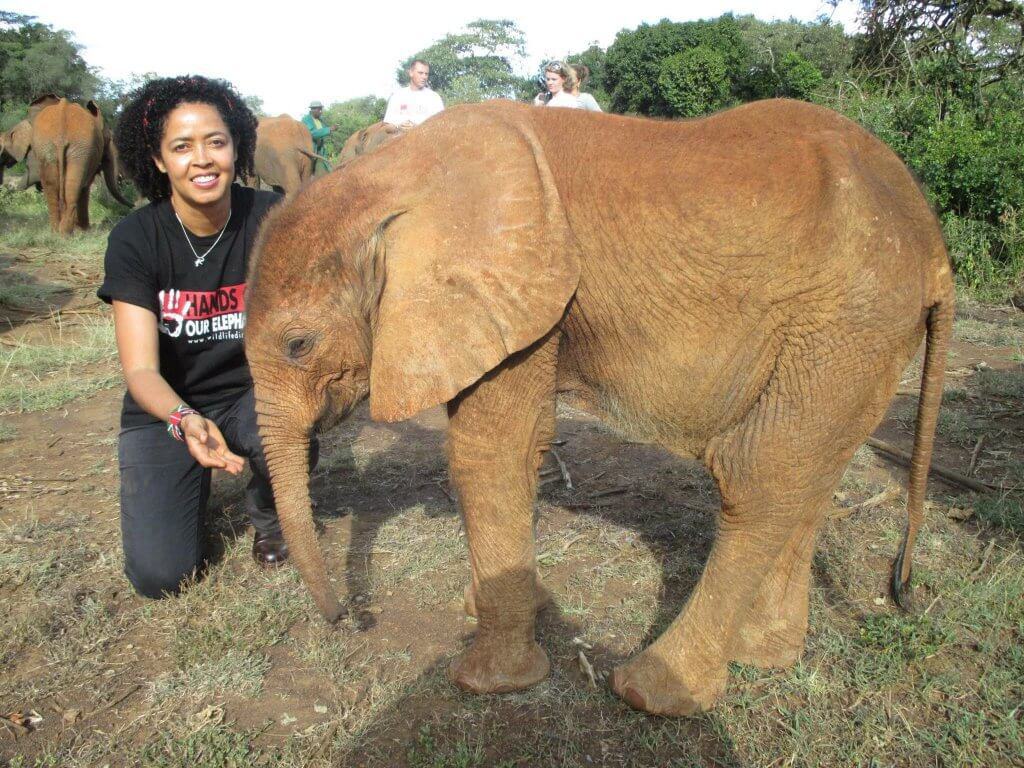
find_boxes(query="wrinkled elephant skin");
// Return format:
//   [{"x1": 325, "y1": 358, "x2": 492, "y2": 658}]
[{"x1": 244, "y1": 100, "x2": 955, "y2": 716}]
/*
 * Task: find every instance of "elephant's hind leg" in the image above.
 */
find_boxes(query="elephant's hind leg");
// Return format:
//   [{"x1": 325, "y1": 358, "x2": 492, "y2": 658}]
[
  {"x1": 75, "y1": 186, "x2": 91, "y2": 231},
  {"x1": 729, "y1": 517, "x2": 819, "y2": 668},
  {"x1": 611, "y1": 345, "x2": 875, "y2": 716},
  {"x1": 446, "y1": 331, "x2": 560, "y2": 694}
]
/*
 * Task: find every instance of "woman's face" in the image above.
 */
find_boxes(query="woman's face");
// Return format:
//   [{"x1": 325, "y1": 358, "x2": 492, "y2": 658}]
[
  {"x1": 152, "y1": 102, "x2": 236, "y2": 212},
  {"x1": 545, "y1": 70, "x2": 565, "y2": 95}
]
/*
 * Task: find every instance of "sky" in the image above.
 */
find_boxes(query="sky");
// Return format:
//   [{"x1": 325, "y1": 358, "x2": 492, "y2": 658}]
[{"x1": 8, "y1": 0, "x2": 861, "y2": 115}]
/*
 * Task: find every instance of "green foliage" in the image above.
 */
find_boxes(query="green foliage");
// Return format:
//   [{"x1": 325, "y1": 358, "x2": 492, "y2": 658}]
[
  {"x1": 857, "y1": 613, "x2": 952, "y2": 662},
  {"x1": 746, "y1": 51, "x2": 824, "y2": 100},
  {"x1": 0, "y1": 12, "x2": 97, "y2": 105},
  {"x1": 141, "y1": 724, "x2": 281, "y2": 768},
  {"x1": 604, "y1": 16, "x2": 748, "y2": 117},
  {"x1": 656, "y1": 46, "x2": 731, "y2": 118},
  {"x1": 321, "y1": 95, "x2": 387, "y2": 155},
  {"x1": 398, "y1": 19, "x2": 529, "y2": 104}
]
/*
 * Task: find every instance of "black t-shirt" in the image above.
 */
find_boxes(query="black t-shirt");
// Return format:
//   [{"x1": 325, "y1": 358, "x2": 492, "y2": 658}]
[{"x1": 98, "y1": 185, "x2": 282, "y2": 427}]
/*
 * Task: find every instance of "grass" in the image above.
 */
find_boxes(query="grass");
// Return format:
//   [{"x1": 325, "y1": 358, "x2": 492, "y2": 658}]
[
  {"x1": 0, "y1": 316, "x2": 119, "y2": 413},
  {"x1": 0, "y1": 186, "x2": 121, "y2": 260}
]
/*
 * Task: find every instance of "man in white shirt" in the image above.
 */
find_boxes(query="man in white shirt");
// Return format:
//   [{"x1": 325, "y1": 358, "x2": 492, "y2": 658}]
[{"x1": 383, "y1": 60, "x2": 445, "y2": 129}]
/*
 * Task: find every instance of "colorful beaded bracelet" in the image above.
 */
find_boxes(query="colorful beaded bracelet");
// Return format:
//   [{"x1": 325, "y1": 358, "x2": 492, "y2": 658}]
[{"x1": 167, "y1": 404, "x2": 200, "y2": 442}]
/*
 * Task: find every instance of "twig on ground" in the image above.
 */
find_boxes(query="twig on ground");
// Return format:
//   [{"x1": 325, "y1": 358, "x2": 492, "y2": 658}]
[
  {"x1": 865, "y1": 437, "x2": 992, "y2": 494},
  {"x1": 551, "y1": 448, "x2": 573, "y2": 490},
  {"x1": 968, "y1": 435, "x2": 986, "y2": 476},
  {"x1": 84, "y1": 683, "x2": 141, "y2": 721},
  {"x1": 971, "y1": 539, "x2": 996, "y2": 581},
  {"x1": 588, "y1": 487, "x2": 629, "y2": 500},
  {"x1": 828, "y1": 485, "x2": 901, "y2": 519},
  {"x1": 577, "y1": 649, "x2": 597, "y2": 688},
  {"x1": 434, "y1": 481, "x2": 454, "y2": 503}
]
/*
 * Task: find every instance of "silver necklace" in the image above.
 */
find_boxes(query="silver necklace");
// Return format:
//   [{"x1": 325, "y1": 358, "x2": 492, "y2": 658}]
[{"x1": 175, "y1": 209, "x2": 232, "y2": 267}]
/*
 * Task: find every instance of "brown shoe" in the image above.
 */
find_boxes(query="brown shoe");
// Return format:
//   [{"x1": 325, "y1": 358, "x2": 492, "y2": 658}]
[{"x1": 252, "y1": 530, "x2": 288, "y2": 567}]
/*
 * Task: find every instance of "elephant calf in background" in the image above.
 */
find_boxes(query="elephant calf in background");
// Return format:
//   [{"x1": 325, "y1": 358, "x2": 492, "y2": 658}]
[
  {"x1": 249, "y1": 115, "x2": 330, "y2": 197},
  {"x1": 245, "y1": 100, "x2": 954, "y2": 716},
  {"x1": 0, "y1": 120, "x2": 39, "y2": 190},
  {"x1": 337, "y1": 121, "x2": 403, "y2": 165},
  {"x1": 26, "y1": 94, "x2": 132, "y2": 234}
]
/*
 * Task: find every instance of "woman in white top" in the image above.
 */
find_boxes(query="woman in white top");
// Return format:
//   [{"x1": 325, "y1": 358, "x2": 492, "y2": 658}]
[
  {"x1": 533, "y1": 62, "x2": 581, "y2": 109},
  {"x1": 569, "y1": 63, "x2": 603, "y2": 112}
]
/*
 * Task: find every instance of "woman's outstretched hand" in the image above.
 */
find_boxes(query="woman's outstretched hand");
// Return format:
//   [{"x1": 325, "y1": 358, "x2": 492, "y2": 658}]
[{"x1": 181, "y1": 414, "x2": 244, "y2": 475}]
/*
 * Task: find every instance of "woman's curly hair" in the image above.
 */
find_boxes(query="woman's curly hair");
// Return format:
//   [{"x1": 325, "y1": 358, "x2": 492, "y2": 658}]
[{"x1": 114, "y1": 75, "x2": 257, "y2": 201}]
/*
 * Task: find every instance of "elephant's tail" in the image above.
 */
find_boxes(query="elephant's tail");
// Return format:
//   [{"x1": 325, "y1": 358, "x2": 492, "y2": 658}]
[
  {"x1": 298, "y1": 148, "x2": 332, "y2": 172},
  {"x1": 57, "y1": 142, "x2": 68, "y2": 221},
  {"x1": 890, "y1": 295, "x2": 955, "y2": 610}
]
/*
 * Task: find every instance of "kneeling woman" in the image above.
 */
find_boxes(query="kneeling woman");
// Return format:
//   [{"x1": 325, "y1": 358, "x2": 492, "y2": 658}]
[{"x1": 99, "y1": 75, "x2": 298, "y2": 598}]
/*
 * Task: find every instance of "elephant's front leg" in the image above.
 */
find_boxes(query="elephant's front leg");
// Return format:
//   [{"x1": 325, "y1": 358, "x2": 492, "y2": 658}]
[{"x1": 446, "y1": 331, "x2": 559, "y2": 694}]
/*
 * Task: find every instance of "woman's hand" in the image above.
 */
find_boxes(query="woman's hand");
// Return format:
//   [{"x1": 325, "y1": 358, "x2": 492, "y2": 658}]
[{"x1": 180, "y1": 413, "x2": 244, "y2": 475}]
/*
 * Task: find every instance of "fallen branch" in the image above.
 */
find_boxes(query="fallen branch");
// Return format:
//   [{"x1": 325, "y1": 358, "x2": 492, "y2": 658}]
[
  {"x1": 865, "y1": 437, "x2": 992, "y2": 494},
  {"x1": 550, "y1": 448, "x2": 573, "y2": 491},
  {"x1": 577, "y1": 649, "x2": 597, "y2": 688},
  {"x1": 968, "y1": 435, "x2": 986, "y2": 476},
  {"x1": 971, "y1": 539, "x2": 996, "y2": 581}
]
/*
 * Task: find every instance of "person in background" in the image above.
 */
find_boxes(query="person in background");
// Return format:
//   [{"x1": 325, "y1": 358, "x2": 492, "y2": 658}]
[
  {"x1": 383, "y1": 60, "x2": 444, "y2": 129},
  {"x1": 99, "y1": 75, "x2": 309, "y2": 600},
  {"x1": 533, "y1": 61, "x2": 581, "y2": 109},
  {"x1": 301, "y1": 101, "x2": 331, "y2": 174},
  {"x1": 569, "y1": 63, "x2": 603, "y2": 112}
]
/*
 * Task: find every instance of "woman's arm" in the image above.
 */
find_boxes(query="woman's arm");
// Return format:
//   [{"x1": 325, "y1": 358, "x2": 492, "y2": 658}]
[{"x1": 113, "y1": 300, "x2": 244, "y2": 474}]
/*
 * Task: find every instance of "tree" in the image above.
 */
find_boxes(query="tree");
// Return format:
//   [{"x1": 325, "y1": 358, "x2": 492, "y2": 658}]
[
  {"x1": 854, "y1": 0, "x2": 1024, "y2": 97},
  {"x1": 321, "y1": 96, "x2": 387, "y2": 155},
  {"x1": 398, "y1": 19, "x2": 529, "y2": 103},
  {"x1": 656, "y1": 46, "x2": 730, "y2": 117},
  {"x1": 0, "y1": 12, "x2": 97, "y2": 107},
  {"x1": 604, "y1": 16, "x2": 748, "y2": 116},
  {"x1": 737, "y1": 15, "x2": 849, "y2": 100}
]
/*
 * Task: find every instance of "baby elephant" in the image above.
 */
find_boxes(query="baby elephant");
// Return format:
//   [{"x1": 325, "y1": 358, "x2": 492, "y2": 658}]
[{"x1": 245, "y1": 100, "x2": 953, "y2": 716}]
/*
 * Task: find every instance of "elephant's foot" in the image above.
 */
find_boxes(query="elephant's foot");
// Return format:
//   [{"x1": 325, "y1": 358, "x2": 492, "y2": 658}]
[
  {"x1": 463, "y1": 573, "x2": 550, "y2": 618},
  {"x1": 730, "y1": 615, "x2": 807, "y2": 669},
  {"x1": 449, "y1": 638, "x2": 550, "y2": 694},
  {"x1": 610, "y1": 650, "x2": 726, "y2": 717}
]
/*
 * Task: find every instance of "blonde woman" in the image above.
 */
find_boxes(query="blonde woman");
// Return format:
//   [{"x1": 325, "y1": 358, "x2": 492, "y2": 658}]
[{"x1": 533, "y1": 61, "x2": 581, "y2": 109}]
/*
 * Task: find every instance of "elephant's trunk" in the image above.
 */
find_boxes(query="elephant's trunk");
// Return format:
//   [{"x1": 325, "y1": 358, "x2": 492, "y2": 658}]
[
  {"x1": 257, "y1": 404, "x2": 345, "y2": 623},
  {"x1": 101, "y1": 152, "x2": 133, "y2": 207}
]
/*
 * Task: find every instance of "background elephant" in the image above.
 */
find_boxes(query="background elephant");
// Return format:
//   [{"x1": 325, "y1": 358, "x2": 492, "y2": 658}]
[
  {"x1": 337, "y1": 121, "x2": 403, "y2": 165},
  {"x1": 27, "y1": 94, "x2": 132, "y2": 234},
  {"x1": 0, "y1": 119, "x2": 40, "y2": 190},
  {"x1": 244, "y1": 100, "x2": 955, "y2": 717},
  {"x1": 249, "y1": 115, "x2": 330, "y2": 196}
]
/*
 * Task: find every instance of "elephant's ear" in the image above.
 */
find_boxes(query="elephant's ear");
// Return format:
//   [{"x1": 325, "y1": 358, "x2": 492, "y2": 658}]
[
  {"x1": 367, "y1": 116, "x2": 580, "y2": 422},
  {"x1": 29, "y1": 94, "x2": 60, "y2": 121},
  {"x1": 86, "y1": 99, "x2": 104, "y2": 127},
  {"x1": 5, "y1": 120, "x2": 32, "y2": 162}
]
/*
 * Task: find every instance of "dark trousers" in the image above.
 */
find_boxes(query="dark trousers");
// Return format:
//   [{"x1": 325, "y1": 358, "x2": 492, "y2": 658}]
[{"x1": 118, "y1": 388, "x2": 306, "y2": 599}]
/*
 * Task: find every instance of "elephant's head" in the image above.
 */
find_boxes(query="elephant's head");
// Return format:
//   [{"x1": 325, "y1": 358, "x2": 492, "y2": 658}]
[
  {"x1": 0, "y1": 119, "x2": 32, "y2": 187},
  {"x1": 246, "y1": 104, "x2": 580, "y2": 621}
]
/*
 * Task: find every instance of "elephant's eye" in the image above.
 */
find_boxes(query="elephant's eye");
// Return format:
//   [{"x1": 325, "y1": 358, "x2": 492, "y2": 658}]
[{"x1": 285, "y1": 335, "x2": 314, "y2": 360}]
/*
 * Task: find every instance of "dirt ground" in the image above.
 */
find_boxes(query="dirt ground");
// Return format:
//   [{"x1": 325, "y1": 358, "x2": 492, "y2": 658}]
[{"x1": 1, "y1": 221, "x2": 1022, "y2": 766}]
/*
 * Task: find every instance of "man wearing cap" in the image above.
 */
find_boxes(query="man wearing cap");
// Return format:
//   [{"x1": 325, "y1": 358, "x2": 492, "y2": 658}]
[
  {"x1": 383, "y1": 60, "x2": 444, "y2": 130},
  {"x1": 301, "y1": 101, "x2": 331, "y2": 174}
]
